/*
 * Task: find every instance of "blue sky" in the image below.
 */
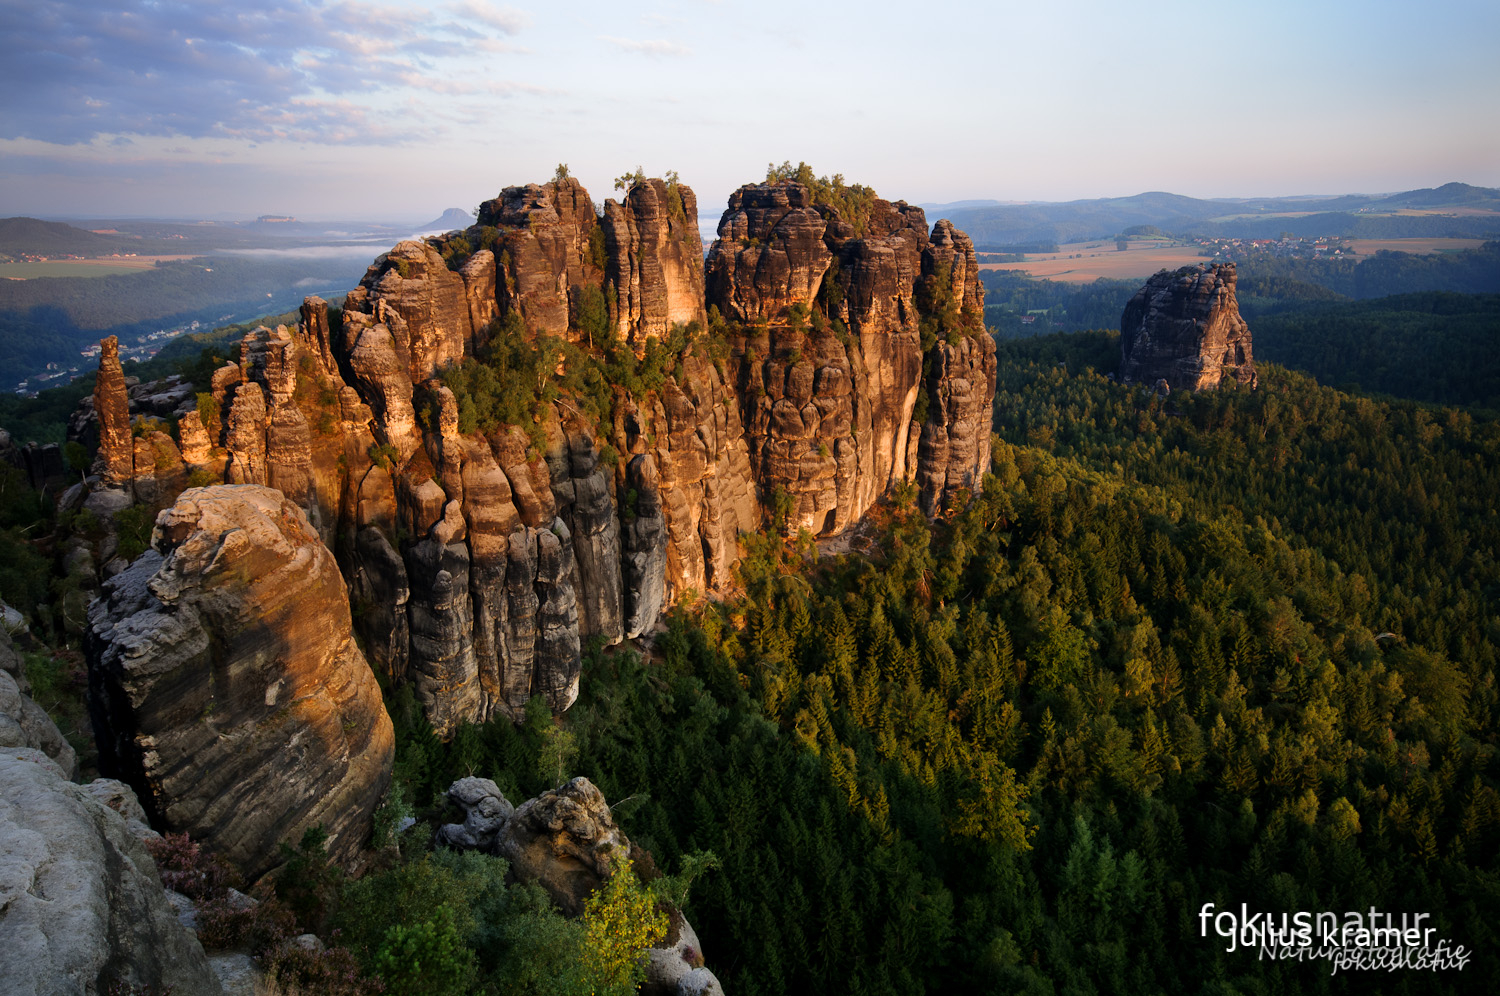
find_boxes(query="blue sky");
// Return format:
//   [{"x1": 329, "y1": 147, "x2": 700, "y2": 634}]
[{"x1": 1, "y1": 0, "x2": 1496, "y2": 221}]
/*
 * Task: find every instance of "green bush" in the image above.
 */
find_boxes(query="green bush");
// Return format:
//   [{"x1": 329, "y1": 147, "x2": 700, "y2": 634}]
[
  {"x1": 113, "y1": 504, "x2": 154, "y2": 562},
  {"x1": 375, "y1": 904, "x2": 474, "y2": 996}
]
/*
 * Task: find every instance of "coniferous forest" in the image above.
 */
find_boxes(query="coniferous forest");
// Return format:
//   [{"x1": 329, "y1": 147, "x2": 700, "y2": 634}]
[
  {"x1": 5, "y1": 309, "x2": 1497, "y2": 995},
  {"x1": 369, "y1": 334, "x2": 1500, "y2": 994}
]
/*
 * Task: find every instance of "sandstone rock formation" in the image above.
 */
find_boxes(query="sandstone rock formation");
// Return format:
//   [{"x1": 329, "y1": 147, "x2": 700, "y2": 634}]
[
  {"x1": 77, "y1": 172, "x2": 996, "y2": 737},
  {"x1": 1118, "y1": 262, "x2": 1257, "y2": 392},
  {"x1": 85, "y1": 485, "x2": 394, "y2": 883},
  {"x1": 438, "y1": 774, "x2": 726, "y2": 996},
  {"x1": 603, "y1": 178, "x2": 707, "y2": 348},
  {"x1": 435, "y1": 776, "x2": 514, "y2": 851},
  {"x1": 0, "y1": 746, "x2": 223, "y2": 996},
  {"x1": 481, "y1": 178, "x2": 603, "y2": 340},
  {"x1": 706, "y1": 181, "x2": 995, "y2": 530},
  {"x1": 93, "y1": 336, "x2": 134, "y2": 486},
  {"x1": 495, "y1": 776, "x2": 630, "y2": 917}
]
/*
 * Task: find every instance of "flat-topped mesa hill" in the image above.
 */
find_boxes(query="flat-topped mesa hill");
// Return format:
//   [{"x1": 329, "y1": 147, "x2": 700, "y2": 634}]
[
  {"x1": 81, "y1": 172, "x2": 996, "y2": 736},
  {"x1": 1118, "y1": 261, "x2": 1257, "y2": 392}
]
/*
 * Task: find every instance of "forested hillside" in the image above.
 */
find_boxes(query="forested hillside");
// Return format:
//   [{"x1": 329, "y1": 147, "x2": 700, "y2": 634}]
[
  {"x1": 1250, "y1": 293, "x2": 1500, "y2": 410},
  {"x1": 5, "y1": 276, "x2": 1495, "y2": 991},
  {"x1": 354, "y1": 339, "x2": 1498, "y2": 994},
  {"x1": 1238, "y1": 242, "x2": 1500, "y2": 301}
]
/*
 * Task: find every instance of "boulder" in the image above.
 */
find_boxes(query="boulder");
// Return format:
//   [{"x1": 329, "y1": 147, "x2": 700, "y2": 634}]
[
  {"x1": 495, "y1": 776, "x2": 629, "y2": 917},
  {"x1": 0, "y1": 747, "x2": 223, "y2": 996},
  {"x1": 85, "y1": 485, "x2": 394, "y2": 883},
  {"x1": 435, "y1": 776, "x2": 514, "y2": 851}
]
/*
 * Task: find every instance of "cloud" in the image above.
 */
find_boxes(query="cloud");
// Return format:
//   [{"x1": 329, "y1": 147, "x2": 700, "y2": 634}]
[
  {"x1": 600, "y1": 36, "x2": 692, "y2": 58},
  {"x1": 447, "y1": 1, "x2": 529, "y2": 35},
  {"x1": 0, "y1": 0, "x2": 533, "y2": 146}
]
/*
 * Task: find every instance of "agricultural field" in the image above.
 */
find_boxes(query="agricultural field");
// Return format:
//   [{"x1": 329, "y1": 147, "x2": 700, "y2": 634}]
[
  {"x1": 1345, "y1": 237, "x2": 1487, "y2": 255},
  {"x1": 0, "y1": 255, "x2": 198, "y2": 279},
  {"x1": 979, "y1": 240, "x2": 1208, "y2": 283}
]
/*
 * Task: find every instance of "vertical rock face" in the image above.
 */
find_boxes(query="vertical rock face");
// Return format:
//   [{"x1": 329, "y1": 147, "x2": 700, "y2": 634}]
[
  {"x1": 913, "y1": 334, "x2": 997, "y2": 517},
  {"x1": 85, "y1": 486, "x2": 394, "y2": 883},
  {"x1": 706, "y1": 183, "x2": 833, "y2": 323},
  {"x1": 482, "y1": 178, "x2": 603, "y2": 340},
  {"x1": 602, "y1": 179, "x2": 707, "y2": 347},
  {"x1": 705, "y1": 180, "x2": 993, "y2": 534},
  {"x1": 93, "y1": 336, "x2": 134, "y2": 485},
  {"x1": 0, "y1": 747, "x2": 224, "y2": 996},
  {"x1": 345, "y1": 241, "x2": 473, "y2": 380},
  {"x1": 1118, "y1": 262, "x2": 1257, "y2": 392},
  {"x1": 78, "y1": 171, "x2": 996, "y2": 737}
]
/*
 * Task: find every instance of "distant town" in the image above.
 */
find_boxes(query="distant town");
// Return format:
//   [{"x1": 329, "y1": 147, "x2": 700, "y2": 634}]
[
  {"x1": 1194, "y1": 235, "x2": 1355, "y2": 262},
  {"x1": 15, "y1": 315, "x2": 234, "y2": 395}
]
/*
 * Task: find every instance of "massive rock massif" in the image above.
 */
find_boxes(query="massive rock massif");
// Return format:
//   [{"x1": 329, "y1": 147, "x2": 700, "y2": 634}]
[
  {"x1": 85, "y1": 486, "x2": 394, "y2": 882},
  {"x1": 81, "y1": 173, "x2": 996, "y2": 735},
  {"x1": 1118, "y1": 262, "x2": 1257, "y2": 392}
]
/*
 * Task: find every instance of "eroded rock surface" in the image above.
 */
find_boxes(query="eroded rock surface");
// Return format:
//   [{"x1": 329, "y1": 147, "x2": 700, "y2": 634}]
[
  {"x1": 495, "y1": 776, "x2": 630, "y2": 918},
  {"x1": 85, "y1": 486, "x2": 393, "y2": 882},
  {"x1": 1118, "y1": 262, "x2": 1257, "y2": 392},
  {"x1": 706, "y1": 180, "x2": 993, "y2": 533},
  {"x1": 435, "y1": 776, "x2": 514, "y2": 851},
  {"x1": 0, "y1": 747, "x2": 223, "y2": 996},
  {"x1": 603, "y1": 178, "x2": 707, "y2": 348},
  {"x1": 92, "y1": 336, "x2": 134, "y2": 486},
  {"x1": 75, "y1": 172, "x2": 995, "y2": 738}
]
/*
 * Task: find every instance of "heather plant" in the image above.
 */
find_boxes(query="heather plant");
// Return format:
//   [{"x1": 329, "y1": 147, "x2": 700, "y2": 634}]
[
  {"x1": 261, "y1": 941, "x2": 385, "y2": 996},
  {"x1": 146, "y1": 832, "x2": 236, "y2": 900}
]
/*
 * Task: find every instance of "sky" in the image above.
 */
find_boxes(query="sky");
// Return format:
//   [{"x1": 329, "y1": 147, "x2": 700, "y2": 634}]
[{"x1": 1, "y1": 0, "x2": 1497, "y2": 223}]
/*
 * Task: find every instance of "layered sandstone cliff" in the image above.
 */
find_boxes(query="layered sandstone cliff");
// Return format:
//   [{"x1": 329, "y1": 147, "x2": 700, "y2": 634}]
[
  {"x1": 707, "y1": 182, "x2": 994, "y2": 527},
  {"x1": 82, "y1": 173, "x2": 995, "y2": 736},
  {"x1": 1118, "y1": 262, "x2": 1257, "y2": 392},
  {"x1": 85, "y1": 486, "x2": 394, "y2": 882}
]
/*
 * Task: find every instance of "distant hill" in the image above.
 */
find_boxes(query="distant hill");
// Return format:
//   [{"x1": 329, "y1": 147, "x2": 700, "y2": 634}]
[
  {"x1": 418, "y1": 208, "x2": 477, "y2": 232},
  {"x1": 945, "y1": 183, "x2": 1500, "y2": 245},
  {"x1": 918, "y1": 199, "x2": 1006, "y2": 213},
  {"x1": 0, "y1": 217, "x2": 149, "y2": 258}
]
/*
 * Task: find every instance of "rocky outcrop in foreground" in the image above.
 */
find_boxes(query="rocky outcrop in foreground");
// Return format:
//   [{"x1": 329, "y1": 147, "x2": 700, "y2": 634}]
[
  {"x1": 439, "y1": 775, "x2": 725, "y2": 995},
  {"x1": 78, "y1": 172, "x2": 996, "y2": 736},
  {"x1": 1118, "y1": 262, "x2": 1257, "y2": 392},
  {"x1": 85, "y1": 486, "x2": 394, "y2": 882},
  {"x1": 0, "y1": 747, "x2": 223, "y2": 996}
]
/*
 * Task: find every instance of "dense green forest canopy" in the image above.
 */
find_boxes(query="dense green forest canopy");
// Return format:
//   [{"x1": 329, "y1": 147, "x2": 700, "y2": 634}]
[
  {"x1": 980, "y1": 270, "x2": 1138, "y2": 337},
  {"x1": 1238, "y1": 242, "x2": 1500, "y2": 302},
  {"x1": 347, "y1": 340, "x2": 1499, "y2": 994},
  {"x1": 1250, "y1": 293, "x2": 1500, "y2": 411}
]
